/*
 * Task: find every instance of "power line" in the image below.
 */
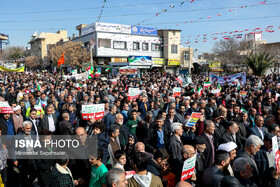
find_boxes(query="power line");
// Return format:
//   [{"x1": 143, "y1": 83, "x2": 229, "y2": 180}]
[
  {"x1": 1, "y1": 15, "x2": 280, "y2": 31},
  {"x1": 0, "y1": 2, "x2": 279, "y2": 23},
  {"x1": 141, "y1": 15, "x2": 280, "y2": 26},
  {"x1": 0, "y1": 0, "x2": 189, "y2": 15}
]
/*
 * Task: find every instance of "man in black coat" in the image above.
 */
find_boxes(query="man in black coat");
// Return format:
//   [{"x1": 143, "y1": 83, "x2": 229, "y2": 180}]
[
  {"x1": 202, "y1": 120, "x2": 216, "y2": 169},
  {"x1": 236, "y1": 135, "x2": 264, "y2": 185},
  {"x1": 114, "y1": 113, "x2": 131, "y2": 149},
  {"x1": 144, "y1": 116, "x2": 169, "y2": 153},
  {"x1": 56, "y1": 112, "x2": 73, "y2": 135},
  {"x1": 193, "y1": 136, "x2": 207, "y2": 187},
  {"x1": 11, "y1": 121, "x2": 37, "y2": 187},
  {"x1": 38, "y1": 106, "x2": 58, "y2": 134},
  {"x1": 220, "y1": 121, "x2": 243, "y2": 151}
]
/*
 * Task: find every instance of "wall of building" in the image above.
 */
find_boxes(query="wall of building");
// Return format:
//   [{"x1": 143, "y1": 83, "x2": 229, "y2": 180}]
[
  {"x1": 95, "y1": 32, "x2": 162, "y2": 58},
  {"x1": 29, "y1": 30, "x2": 68, "y2": 60},
  {"x1": 180, "y1": 46, "x2": 194, "y2": 68}
]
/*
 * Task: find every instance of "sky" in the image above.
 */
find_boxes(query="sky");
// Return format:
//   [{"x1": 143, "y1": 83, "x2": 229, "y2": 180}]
[{"x1": 1, "y1": 0, "x2": 280, "y2": 55}]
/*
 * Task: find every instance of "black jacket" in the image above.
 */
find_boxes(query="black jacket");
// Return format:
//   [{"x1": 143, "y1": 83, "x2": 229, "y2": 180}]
[
  {"x1": 144, "y1": 126, "x2": 169, "y2": 153},
  {"x1": 202, "y1": 133, "x2": 216, "y2": 169},
  {"x1": 220, "y1": 131, "x2": 243, "y2": 151},
  {"x1": 38, "y1": 114, "x2": 58, "y2": 132},
  {"x1": 56, "y1": 120, "x2": 73, "y2": 135},
  {"x1": 237, "y1": 149, "x2": 260, "y2": 185}
]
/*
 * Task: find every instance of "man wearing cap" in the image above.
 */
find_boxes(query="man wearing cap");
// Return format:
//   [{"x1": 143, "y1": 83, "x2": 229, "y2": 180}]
[
  {"x1": 193, "y1": 136, "x2": 206, "y2": 187},
  {"x1": 10, "y1": 105, "x2": 24, "y2": 134},
  {"x1": 218, "y1": 141, "x2": 237, "y2": 176}
]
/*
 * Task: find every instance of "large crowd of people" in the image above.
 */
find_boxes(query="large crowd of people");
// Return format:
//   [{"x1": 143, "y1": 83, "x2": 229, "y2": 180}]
[{"x1": 0, "y1": 70, "x2": 280, "y2": 187}]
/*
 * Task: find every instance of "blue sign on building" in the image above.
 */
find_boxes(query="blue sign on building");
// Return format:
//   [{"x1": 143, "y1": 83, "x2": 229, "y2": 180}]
[{"x1": 131, "y1": 26, "x2": 157, "y2": 36}]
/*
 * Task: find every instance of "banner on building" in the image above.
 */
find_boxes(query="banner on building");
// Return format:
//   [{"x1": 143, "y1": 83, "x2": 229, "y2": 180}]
[
  {"x1": 272, "y1": 136, "x2": 280, "y2": 172},
  {"x1": 0, "y1": 66, "x2": 25, "y2": 72},
  {"x1": 119, "y1": 66, "x2": 138, "y2": 75},
  {"x1": 131, "y1": 26, "x2": 157, "y2": 36},
  {"x1": 152, "y1": 58, "x2": 165, "y2": 65},
  {"x1": 168, "y1": 59, "x2": 180, "y2": 66},
  {"x1": 128, "y1": 88, "x2": 141, "y2": 100},
  {"x1": 0, "y1": 102, "x2": 14, "y2": 114},
  {"x1": 210, "y1": 72, "x2": 246, "y2": 85},
  {"x1": 95, "y1": 22, "x2": 131, "y2": 34},
  {"x1": 181, "y1": 155, "x2": 196, "y2": 181},
  {"x1": 81, "y1": 23, "x2": 95, "y2": 36},
  {"x1": 82, "y1": 104, "x2": 105, "y2": 120},
  {"x1": 128, "y1": 56, "x2": 152, "y2": 66},
  {"x1": 186, "y1": 112, "x2": 202, "y2": 127},
  {"x1": 173, "y1": 87, "x2": 181, "y2": 97}
]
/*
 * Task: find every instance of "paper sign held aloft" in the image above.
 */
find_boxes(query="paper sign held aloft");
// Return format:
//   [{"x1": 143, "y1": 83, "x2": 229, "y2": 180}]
[
  {"x1": 272, "y1": 136, "x2": 280, "y2": 172},
  {"x1": 128, "y1": 88, "x2": 141, "y2": 100},
  {"x1": 0, "y1": 102, "x2": 14, "y2": 114},
  {"x1": 82, "y1": 104, "x2": 105, "y2": 120},
  {"x1": 186, "y1": 112, "x2": 202, "y2": 127},
  {"x1": 181, "y1": 155, "x2": 196, "y2": 181},
  {"x1": 173, "y1": 87, "x2": 181, "y2": 97}
]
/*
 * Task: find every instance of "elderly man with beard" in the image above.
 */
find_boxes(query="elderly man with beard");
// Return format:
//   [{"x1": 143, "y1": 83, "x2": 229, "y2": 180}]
[
  {"x1": 11, "y1": 121, "x2": 37, "y2": 187},
  {"x1": 115, "y1": 113, "x2": 131, "y2": 150},
  {"x1": 193, "y1": 136, "x2": 207, "y2": 187},
  {"x1": 220, "y1": 121, "x2": 243, "y2": 151}
]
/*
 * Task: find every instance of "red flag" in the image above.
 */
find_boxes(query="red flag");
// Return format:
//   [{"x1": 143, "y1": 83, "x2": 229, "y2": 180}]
[
  {"x1": 57, "y1": 52, "x2": 65, "y2": 67},
  {"x1": 125, "y1": 84, "x2": 128, "y2": 91}
]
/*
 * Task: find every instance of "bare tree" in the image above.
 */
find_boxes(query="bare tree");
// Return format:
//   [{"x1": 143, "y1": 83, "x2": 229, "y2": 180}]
[
  {"x1": 25, "y1": 56, "x2": 42, "y2": 69},
  {"x1": 48, "y1": 41, "x2": 90, "y2": 68},
  {"x1": 212, "y1": 38, "x2": 242, "y2": 72},
  {"x1": 0, "y1": 46, "x2": 25, "y2": 60}
]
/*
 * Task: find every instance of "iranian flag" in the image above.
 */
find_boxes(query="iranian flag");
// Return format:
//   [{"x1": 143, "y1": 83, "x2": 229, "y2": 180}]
[
  {"x1": 197, "y1": 86, "x2": 203, "y2": 96},
  {"x1": 176, "y1": 76, "x2": 184, "y2": 84},
  {"x1": 241, "y1": 108, "x2": 248, "y2": 113},
  {"x1": 204, "y1": 82, "x2": 211, "y2": 88},
  {"x1": 223, "y1": 36, "x2": 230, "y2": 40}
]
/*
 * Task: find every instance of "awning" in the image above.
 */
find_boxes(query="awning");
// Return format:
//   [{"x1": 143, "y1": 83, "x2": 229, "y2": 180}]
[
  {"x1": 109, "y1": 62, "x2": 128, "y2": 66},
  {"x1": 152, "y1": 64, "x2": 164, "y2": 67},
  {"x1": 137, "y1": 66, "x2": 151, "y2": 69}
]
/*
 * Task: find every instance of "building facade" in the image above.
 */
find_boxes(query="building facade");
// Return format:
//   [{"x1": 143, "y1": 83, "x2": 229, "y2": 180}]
[
  {"x1": 72, "y1": 22, "x2": 193, "y2": 73},
  {"x1": 28, "y1": 30, "x2": 68, "y2": 62}
]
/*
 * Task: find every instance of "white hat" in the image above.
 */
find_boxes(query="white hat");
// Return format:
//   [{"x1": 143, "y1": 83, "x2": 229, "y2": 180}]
[
  {"x1": 13, "y1": 105, "x2": 21, "y2": 111},
  {"x1": 218, "y1": 142, "x2": 237, "y2": 152}
]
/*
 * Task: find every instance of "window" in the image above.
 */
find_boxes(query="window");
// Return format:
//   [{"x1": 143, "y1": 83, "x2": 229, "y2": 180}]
[
  {"x1": 98, "y1": 39, "x2": 111, "y2": 48},
  {"x1": 151, "y1": 43, "x2": 160, "y2": 51},
  {"x1": 133, "y1": 42, "x2": 140, "y2": 50},
  {"x1": 171, "y1": 45, "x2": 178, "y2": 54},
  {"x1": 113, "y1": 41, "x2": 127, "y2": 49},
  {"x1": 142, "y1": 43, "x2": 149, "y2": 51},
  {"x1": 184, "y1": 51, "x2": 190, "y2": 61}
]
